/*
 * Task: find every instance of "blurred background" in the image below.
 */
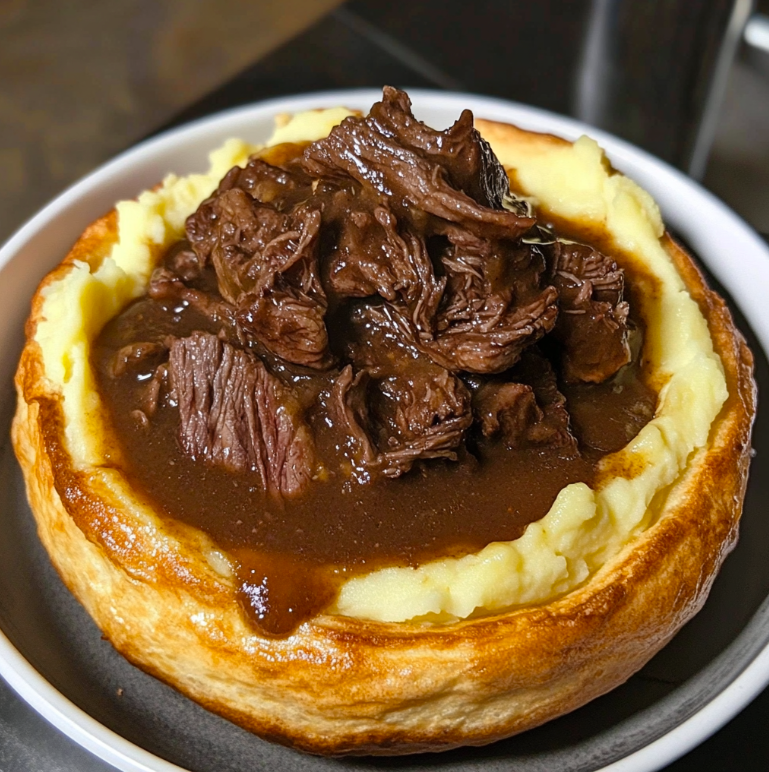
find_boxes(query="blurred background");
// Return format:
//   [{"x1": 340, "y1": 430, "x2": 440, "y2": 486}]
[
  {"x1": 1, "y1": 0, "x2": 768, "y2": 246},
  {"x1": 1, "y1": 1, "x2": 769, "y2": 770}
]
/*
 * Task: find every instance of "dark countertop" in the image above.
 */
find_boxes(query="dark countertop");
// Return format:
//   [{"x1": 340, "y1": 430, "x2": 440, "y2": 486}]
[{"x1": 2, "y1": 2, "x2": 768, "y2": 770}]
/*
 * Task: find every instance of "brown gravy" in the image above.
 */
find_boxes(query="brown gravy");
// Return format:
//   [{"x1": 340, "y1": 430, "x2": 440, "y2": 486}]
[{"x1": 91, "y1": 256, "x2": 655, "y2": 636}]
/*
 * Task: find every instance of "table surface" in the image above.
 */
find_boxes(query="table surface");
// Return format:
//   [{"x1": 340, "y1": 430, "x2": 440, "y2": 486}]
[{"x1": 2, "y1": 1, "x2": 769, "y2": 770}]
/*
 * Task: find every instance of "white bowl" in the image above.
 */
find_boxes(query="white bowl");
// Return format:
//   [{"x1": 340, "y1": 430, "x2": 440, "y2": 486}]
[{"x1": 2, "y1": 89, "x2": 769, "y2": 772}]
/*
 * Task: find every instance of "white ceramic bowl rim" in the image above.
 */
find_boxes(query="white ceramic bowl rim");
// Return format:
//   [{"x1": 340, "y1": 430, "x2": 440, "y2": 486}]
[{"x1": 1, "y1": 88, "x2": 769, "y2": 772}]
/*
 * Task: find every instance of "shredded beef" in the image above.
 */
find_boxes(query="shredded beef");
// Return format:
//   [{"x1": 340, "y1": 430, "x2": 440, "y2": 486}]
[
  {"x1": 186, "y1": 189, "x2": 331, "y2": 369},
  {"x1": 546, "y1": 241, "x2": 630, "y2": 382},
  {"x1": 191, "y1": 191, "x2": 320, "y2": 303},
  {"x1": 302, "y1": 87, "x2": 535, "y2": 240},
  {"x1": 328, "y1": 193, "x2": 446, "y2": 334},
  {"x1": 127, "y1": 86, "x2": 640, "y2": 494},
  {"x1": 236, "y1": 283, "x2": 331, "y2": 370},
  {"x1": 335, "y1": 304, "x2": 473, "y2": 479},
  {"x1": 186, "y1": 156, "x2": 312, "y2": 264},
  {"x1": 330, "y1": 365, "x2": 377, "y2": 472},
  {"x1": 340, "y1": 264, "x2": 558, "y2": 377},
  {"x1": 168, "y1": 332, "x2": 314, "y2": 495},
  {"x1": 93, "y1": 88, "x2": 657, "y2": 638},
  {"x1": 325, "y1": 197, "x2": 445, "y2": 336},
  {"x1": 372, "y1": 367, "x2": 472, "y2": 477},
  {"x1": 416, "y1": 228, "x2": 559, "y2": 373},
  {"x1": 418, "y1": 290, "x2": 558, "y2": 374},
  {"x1": 365, "y1": 86, "x2": 513, "y2": 211},
  {"x1": 215, "y1": 155, "x2": 311, "y2": 208}
]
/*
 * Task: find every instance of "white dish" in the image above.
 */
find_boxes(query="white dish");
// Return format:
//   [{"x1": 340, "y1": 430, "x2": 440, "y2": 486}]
[{"x1": 1, "y1": 89, "x2": 769, "y2": 772}]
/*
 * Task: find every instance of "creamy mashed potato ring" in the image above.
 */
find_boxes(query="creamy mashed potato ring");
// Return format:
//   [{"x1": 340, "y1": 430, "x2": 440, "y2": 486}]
[{"x1": 32, "y1": 109, "x2": 728, "y2": 625}]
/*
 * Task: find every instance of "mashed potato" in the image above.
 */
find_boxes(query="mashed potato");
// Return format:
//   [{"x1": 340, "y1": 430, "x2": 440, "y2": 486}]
[{"x1": 32, "y1": 109, "x2": 728, "y2": 625}]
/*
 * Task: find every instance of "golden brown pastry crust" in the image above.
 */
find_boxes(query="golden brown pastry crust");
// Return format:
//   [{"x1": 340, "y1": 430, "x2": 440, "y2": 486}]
[{"x1": 12, "y1": 124, "x2": 756, "y2": 755}]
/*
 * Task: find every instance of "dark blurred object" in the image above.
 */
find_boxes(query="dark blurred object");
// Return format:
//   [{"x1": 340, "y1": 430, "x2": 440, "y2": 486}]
[
  {"x1": 745, "y1": 10, "x2": 769, "y2": 63},
  {"x1": 167, "y1": 1, "x2": 594, "y2": 126},
  {"x1": 175, "y1": 0, "x2": 754, "y2": 181},
  {"x1": 703, "y1": 41, "x2": 769, "y2": 232},
  {"x1": 336, "y1": 0, "x2": 752, "y2": 178},
  {"x1": 575, "y1": 0, "x2": 754, "y2": 178}
]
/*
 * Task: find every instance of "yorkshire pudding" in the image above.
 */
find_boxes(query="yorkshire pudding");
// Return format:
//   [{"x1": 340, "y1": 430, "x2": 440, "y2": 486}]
[{"x1": 12, "y1": 89, "x2": 755, "y2": 755}]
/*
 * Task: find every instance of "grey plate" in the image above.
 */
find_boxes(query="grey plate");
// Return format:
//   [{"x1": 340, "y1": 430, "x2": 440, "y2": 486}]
[{"x1": 1, "y1": 91, "x2": 768, "y2": 772}]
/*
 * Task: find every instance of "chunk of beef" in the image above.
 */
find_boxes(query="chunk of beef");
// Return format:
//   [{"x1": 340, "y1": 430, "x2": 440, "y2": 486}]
[
  {"x1": 302, "y1": 87, "x2": 535, "y2": 241},
  {"x1": 164, "y1": 241, "x2": 204, "y2": 283},
  {"x1": 420, "y1": 290, "x2": 558, "y2": 374},
  {"x1": 168, "y1": 332, "x2": 315, "y2": 496},
  {"x1": 473, "y1": 350, "x2": 576, "y2": 450},
  {"x1": 215, "y1": 155, "x2": 311, "y2": 208},
  {"x1": 546, "y1": 241, "x2": 630, "y2": 383},
  {"x1": 149, "y1": 266, "x2": 236, "y2": 329},
  {"x1": 329, "y1": 365, "x2": 377, "y2": 472},
  {"x1": 109, "y1": 341, "x2": 167, "y2": 379},
  {"x1": 335, "y1": 304, "x2": 473, "y2": 479},
  {"x1": 325, "y1": 196, "x2": 445, "y2": 336},
  {"x1": 344, "y1": 301, "x2": 421, "y2": 376},
  {"x1": 236, "y1": 283, "x2": 330, "y2": 370},
  {"x1": 331, "y1": 364, "x2": 473, "y2": 481},
  {"x1": 417, "y1": 228, "x2": 558, "y2": 373},
  {"x1": 372, "y1": 366, "x2": 473, "y2": 478},
  {"x1": 187, "y1": 154, "x2": 314, "y2": 265},
  {"x1": 103, "y1": 335, "x2": 170, "y2": 424},
  {"x1": 324, "y1": 197, "x2": 397, "y2": 299},
  {"x1": 366, "y1": 86, "x2": 513, "y2": 211},
  {"x1": 198, "y1": 191, "x2": 321, "y2": 303},
  {"x1": 139, "y1": 363, "x2": 168, "y2": 419},
  {"x1": 186, "y1": 188, "x2": 331, "y2": 369},
  {"x1": 475, "y1": 382, "x2": 540, "y2": 440}
]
